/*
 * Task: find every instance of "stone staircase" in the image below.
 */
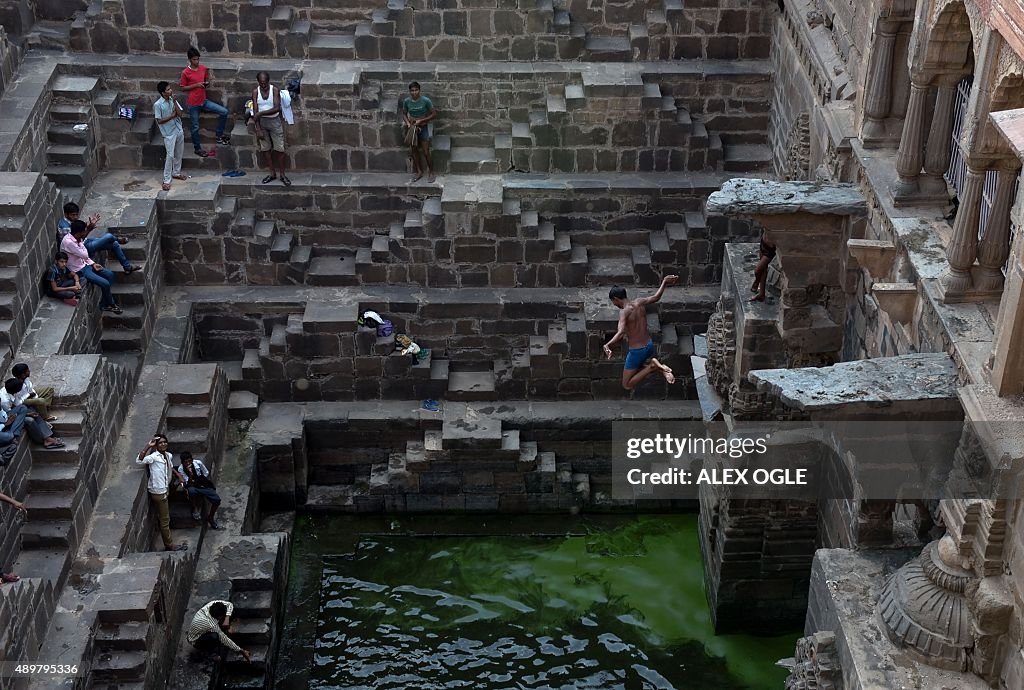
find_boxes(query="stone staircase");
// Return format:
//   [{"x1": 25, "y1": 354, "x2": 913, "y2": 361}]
[
  {"x1": 89, "y1": 619, "x2": 150, "y2": 688},
  {"x1": 221, "y1": 586, "x2": 276, "y2": 689},
  {"x1": 44, "y1": 75, "x2": 102, "y2": 205},
  {"x1": 306, "y1": 416, "x2": 582, "y2": 511},
  {"x1": 14, "y1": 406, "x2": 87, "y2": 587}
]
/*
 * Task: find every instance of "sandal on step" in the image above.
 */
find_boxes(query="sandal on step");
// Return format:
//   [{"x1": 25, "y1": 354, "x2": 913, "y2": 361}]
[
  {"x1": 262, "y1": 175, "x2": 277, "y2": 184},
  {"x1": 102, "y1": 304, "x2": 123, "y2": 314},
  {"x1": 161, "y1": 183, "x2": 172, "y2": 191},
  {"x1": 43, "y1": 439, "x2": 65, "y2": 449},
  {"x1": 194, "y1": 149, "x2": 209, "y2": 158},
  {"x1": 281, "y1": 175, "x2": 292, "y2": 186},
  {"x1": 1, "y1": 573, "x2": 19, "y2": 584},
  {"x1": 45, "y1": 416, "x2": 57, "y2": 422},
  {"x1": 116, "y1": 235, "x2": 129, "y2": 244},
  {"x1": 172, "y1": 174, "x2": 191, "y2": 181}
]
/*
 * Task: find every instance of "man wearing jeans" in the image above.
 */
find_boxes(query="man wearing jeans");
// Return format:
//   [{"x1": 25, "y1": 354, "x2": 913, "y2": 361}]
[
  {"x1": 154, "y1": 81, "x2": 188, "y2": 192},
  {"x1": 137, "y1": 434, "x2": 188, "y2": 552},
  {"x1": 180, "y1": 48, "x2": 230, "y2": 157}
]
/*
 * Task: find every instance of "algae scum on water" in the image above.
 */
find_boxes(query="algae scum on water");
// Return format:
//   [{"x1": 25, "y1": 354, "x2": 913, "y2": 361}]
[{"x1": 307, "y1": 515, "x2": 796, "y2": 690}]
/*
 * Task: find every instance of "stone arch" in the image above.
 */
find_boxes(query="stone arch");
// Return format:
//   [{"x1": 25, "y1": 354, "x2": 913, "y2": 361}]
[
  {"x1": 929, "y1": 0, "x2": 984, "y2": 69},
  {"x1": 923, "y1": 0, "x2": 975, "y2": 76}
]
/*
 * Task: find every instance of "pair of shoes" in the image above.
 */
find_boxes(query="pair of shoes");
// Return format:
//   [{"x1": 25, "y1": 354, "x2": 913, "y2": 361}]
[
  {"x1": 102, "y1": 304, "x2": 123, "y2": 314},
  {"x1": 165, "y1": 544, "x2": 189, "y2": 552},
  {"x1": 422, "y1": 399, "x2": 440, "y2": 412},
  {"x1": 222, "y1": 169, "x2": 246, "y2": 177},
  {"x1": 123, "y1": 264, "x2": 141, "y2": 275},
  {"x1": 62, "y1": 298, "x2": 79, "y2": 307},
  {"x1": 208, "y1": 520, "x2": 222, "y2": 530},
  {"x1": 217, "y1": 136, "x2": 231, "y2": 145},
  {"x1": 191, "y1": 510, "x2": 201, "y2": 521},
  {"x1": 194, "y1": 149, "x2": 209, "y2": 158}
]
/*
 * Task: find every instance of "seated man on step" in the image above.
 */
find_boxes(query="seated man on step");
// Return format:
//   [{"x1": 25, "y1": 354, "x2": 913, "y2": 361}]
[
  {"x1": 187, "y1": 600, "x2": 252, "y2": 662},
  {"x1": 603, "y1": 276, "x2": 679, "y2": 391},
  {"x1": 177, "y1": 451, "x2": 223, "y2": 530},
  {"x1": 56, "y1": 202, "x2": 135, "y2": 271}
]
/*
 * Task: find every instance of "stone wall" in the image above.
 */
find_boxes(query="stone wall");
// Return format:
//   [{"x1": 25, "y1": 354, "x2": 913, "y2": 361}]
[
  {"x1": 75, "y1": 60, "x2": 771, "y2": 175},
  {"x1": 192, "y1": 293, "x2": 703, "y2": 402},
  {"x1": 250, "y1": 399, "x2": 699, "y2": 511},
  {"x1": 69, "y1": 0, "x2": 774, "y2": 61}
]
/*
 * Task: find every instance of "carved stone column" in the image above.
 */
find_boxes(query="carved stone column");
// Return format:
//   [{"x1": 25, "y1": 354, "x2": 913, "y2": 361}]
[
  {"x1": 920, "y1": 80, "x2": 958, "y2": 199},
  {"x1": 861, "y1": 22, "x2": 899, "y2": 146},
  {"x1": 891, "y1": 80, "x2": 931, "y2": 203},
  {"x1": 976, "y1": 166, "x2": 1021, "y2": 293},
  {"x1": 942, "y1": 164, "x2": 986, "y2": 297}
]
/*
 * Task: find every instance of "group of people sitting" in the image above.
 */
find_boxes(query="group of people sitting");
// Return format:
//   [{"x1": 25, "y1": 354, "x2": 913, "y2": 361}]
[
  {"x1": 0, "y1": 361, "x2": 63, "y2": 461},
  {"x1": 45, "y1": 201, "x2": 138, "y2": 313}
]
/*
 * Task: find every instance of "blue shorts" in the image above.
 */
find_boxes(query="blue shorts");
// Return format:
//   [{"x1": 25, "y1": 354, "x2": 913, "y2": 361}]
[
  {"x1": 187, "y1": 486, "x2": 221, "y2": 504},
  {"x1": 418, "y1": 123, "x2": 432, "y2": 142},
  {"x1": 624, "y1": 340, "x2": 656, "y2": 370}
]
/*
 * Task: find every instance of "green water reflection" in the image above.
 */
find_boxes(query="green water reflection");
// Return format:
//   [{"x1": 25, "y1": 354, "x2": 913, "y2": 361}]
[{"x1": 309, "y1": 514, "x2": 796, "y2": 690}]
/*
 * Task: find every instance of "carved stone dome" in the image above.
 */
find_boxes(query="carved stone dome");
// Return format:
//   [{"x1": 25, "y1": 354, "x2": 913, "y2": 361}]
[{"x1": 877, "y1": 539, "x2": 974, "y2": 671}]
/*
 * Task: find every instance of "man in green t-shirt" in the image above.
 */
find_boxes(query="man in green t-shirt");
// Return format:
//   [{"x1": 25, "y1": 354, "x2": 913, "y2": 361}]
[{"x1": 402, "y1": 81, "x2": 437, "y2": 183}]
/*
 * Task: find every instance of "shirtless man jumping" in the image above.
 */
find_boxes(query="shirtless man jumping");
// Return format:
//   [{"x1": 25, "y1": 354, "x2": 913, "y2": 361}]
[{"x1": 603, "y1": 276, "x2": 679, "y2": 390}]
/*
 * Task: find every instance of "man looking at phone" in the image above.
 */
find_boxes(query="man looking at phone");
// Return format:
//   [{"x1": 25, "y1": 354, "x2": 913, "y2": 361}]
[
  {"x1": 180, "y1": 47, "x2": 230, "y2": 157},
  {"x1": 136, "y1": 434, "x2": 188, "y2": 552}
]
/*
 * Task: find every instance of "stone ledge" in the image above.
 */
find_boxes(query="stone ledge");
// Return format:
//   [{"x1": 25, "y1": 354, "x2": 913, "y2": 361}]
[
  {"x1": 749, "y1": 352, "x2": 961, "y2": 415},
  {"x1": 707, "y1": 178, "x2": 866, "y2": 217}
]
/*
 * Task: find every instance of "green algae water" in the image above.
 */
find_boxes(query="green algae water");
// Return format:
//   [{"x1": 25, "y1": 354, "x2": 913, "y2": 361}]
[{"x1": 288, "y1": 514, "x2": 796, "y2": 690}]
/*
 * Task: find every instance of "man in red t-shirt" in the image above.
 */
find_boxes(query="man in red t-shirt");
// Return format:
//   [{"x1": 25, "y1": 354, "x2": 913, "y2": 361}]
[{"x1": 180, "y1": 47, "x2": 230, "y2": 158}]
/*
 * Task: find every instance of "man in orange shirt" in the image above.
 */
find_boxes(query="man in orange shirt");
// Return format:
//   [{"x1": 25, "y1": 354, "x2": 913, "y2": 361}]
[{"x1": 179, "y1": 48, "x2": 230, "y2": 158}]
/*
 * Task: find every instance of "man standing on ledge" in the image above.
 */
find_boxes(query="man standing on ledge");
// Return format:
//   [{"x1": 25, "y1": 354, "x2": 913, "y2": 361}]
[
  {"x1": 604, "y1": 276, "x2": 679, "y2": 390},
  {"x1": 402, "y1": 81, "x2": 437, "y2": 183},
  {"x1": 180, "y1": 47, "x2": 231, "y2": 158}
]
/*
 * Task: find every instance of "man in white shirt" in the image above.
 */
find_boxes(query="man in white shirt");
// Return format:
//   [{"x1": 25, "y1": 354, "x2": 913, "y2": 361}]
[
  {"x1": 177, "y1": 451, "x2": 223, "y2": 530},
  {"x1": 136, "y1": 434, "x2": 188, "y2": 552},
  {"x1": 187, "y1": 600, "x2": 251, "y2": 661}
]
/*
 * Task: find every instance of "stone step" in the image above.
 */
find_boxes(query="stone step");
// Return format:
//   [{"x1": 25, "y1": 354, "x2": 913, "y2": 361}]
[
  {"x1": 430, "y1": 357, "x2": 449, "y2": 382},
  {"x1": 0, "y1": 268, "x2": 17, "y2": 291},
  {"x1": 49, "y1": 103, "x2": 91, "y2": 122},
  {"x1": 50, "y1": 409, "x2": 85, "y2": 435},
  {"x1": 100, "y1": 330, "x2": 143, "y2": 352},
  {"x1": 32, "y1": 436, "x2": 82, "y2": 464},
  {"x1": 93, "y1": 90, "x2": 120, "y2": 116},
  {"x1": 228, "y1": 390, "x2": 259, "y2": 420},
  {"x1": 111, "y1": 282, "x2": 146, "y2": 307},
  {"x1": 25, "y1": 491, "x2": 75, "y2": 520},
  {"x1": 47, "y1": 123, "x2": 91, "y2": 146},
  {"x1": 450, "y1": 147, "x2": 500, "y2": 174},
  {"x1": 588, "y1": 255, "x2": 636, "y2": 285},
  {"x1": 584, "y1": 35, "x2": 632, "y2": 61},
  {"x1": 46, "y1": 144, "x2": 88, "y2": 166},
  {"x1": 29, "y1": 463, "x2": 80, "y2": 493},
  {"x1": 564, "y1": 83, "x2": 585, "y2": 109},
  {"x1": 289, "y1": 244, "x2": 312, "y2": 269},
  {"x1": 441, "y1": 412, "x2": 502, "y2": 448},
  {"x1": 306, "y1": 255, "x2": 358, "y2": 286},
  {"x1": 0, "y1": 291, "x2": 13, "y2": 319},
  {"x1": 20, "y1": 519, "x2": 72, "y2": 548},
  {"x1": 309, "y1": 32, "x2": 356, "y2": 59},
  {"x1": 45, "y1": 165, "x2": 87, "y2": 188},
  {"x1": 231, "y1": 589, "x2": 274, "y2": 618},
  {"x1": 269, "y1": 5, "x2": 293, "y2": 30},
  {"x1": 649, "y1": 229, "x2": 674, "y2": 262},
  {"x1": 545, "y1": 94, "x2": 567, "y2": 120},
  {"x1": 101, "y1": 305, "x2": 144, "y2": 330},
  {"x1": 724, "y1": 144, "x2": 773, "y2": 172},
  {"x1": 166, "y1": 403, "x2": 211, "y2": 429},
  {"x1": 52, "y1": 76, "x2": 99, "y2": 102},
  {"x1": 0, "y1": 242, "x2": 20, "y2": 267},
  {"x1": 270, "y1": 233, "x2": 294, "y2": 261},
  {"x1": 230, "y1": 619, "x2": 271, "y2": 645},
  {"x1": 91, "y1": 649, "x2": 147, "y2": 682},
  {"x1": 94, "y1": 622, "x2": 150, "y2": 652},
  {"x1": 12, "y1": 547, "x2": 68, "y2": 585}
]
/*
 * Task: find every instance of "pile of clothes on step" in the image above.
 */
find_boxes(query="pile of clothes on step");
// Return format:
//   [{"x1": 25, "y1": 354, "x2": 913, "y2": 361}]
[{"x1": 358, "y1": 310, "x2": 431, "y2": 363}]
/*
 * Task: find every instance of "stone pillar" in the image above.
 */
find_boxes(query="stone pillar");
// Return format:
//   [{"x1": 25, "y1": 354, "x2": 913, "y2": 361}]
[
  {"x1": 920, "y1": 80, "x2": 958, "y2": 199},
  {"x1": 891, "y1": 80, "x2": 930, "y2": 203},
  {"x1": 942, "y1": 164, "x2": 986, "y2": 297},
  {"x1": 976, "y1": 166, "x2": 1020, "y2": 293},
  {"x1": 991, "y1": 193, "x2": 1024, "y2": 396},
  {"x1": 861, "y1": 22, "x2": 899, "y2": 145}
]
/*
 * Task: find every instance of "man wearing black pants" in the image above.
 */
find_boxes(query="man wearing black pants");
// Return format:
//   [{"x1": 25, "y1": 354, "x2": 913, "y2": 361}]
[{"x1": 187, "y1": 600, "x2": 251, "y2": 662}]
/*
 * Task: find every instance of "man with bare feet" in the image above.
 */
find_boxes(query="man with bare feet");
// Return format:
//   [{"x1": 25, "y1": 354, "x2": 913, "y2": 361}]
[
  {"x1": 604, "y1": 276, "x2": 679, "y2": 391},
  {"x1": 750, "y1": 230, "x2": 775, "y2": 302},
  {"x1": 402, "y1": 82, "x2": 437, "y2": 183}
]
